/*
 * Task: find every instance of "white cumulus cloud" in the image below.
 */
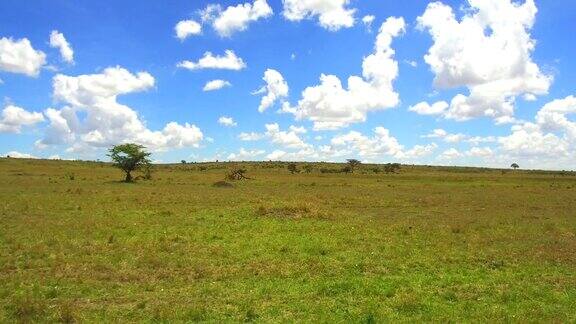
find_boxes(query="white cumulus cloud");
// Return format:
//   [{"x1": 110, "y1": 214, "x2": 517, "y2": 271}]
[
  {"x1": 416, "y1": 0, "x2": 551, "y2": 122},
  {"x1": 177, "y1": 50, "x2": 246, "y2": 71},
  {"x1": 227, "y1": 148, "x2": 265, "y2": 161},
  {"x1": 254, "y1": 69, "x2": 289, "y2": 112},
  {"x1": 39, "y1": 66, "x2": 203, "y2": 151},
  {"x1": 265, "y1": 123, "x2": 308, "y2": 149},
  {"x1": 362, "y1": 15, "x2": 375, "y2": 31},
  {"x1": 200, "y1": 0, "x2": 273, "y2": 37},
  {"x1": 218, "y1": 116, "x2": 237, "y2": 127},
  {"x1": 283, "y1": 17, "x2": 405, "y2": 130},
  {"x1": 283, "y1": 0, "x2": 356, "y2": 31},
  {"x1": 175, "y1": 20, "x2": 202, "y2": 40},
  {"x1": 49, "y1": 30, "x2": 74, "y2": 64},
  {"x1": 238, "y1": 132, "x2": 263, "y2": 141},
  {"x1": 0, "y1": 105, "x2": 44, "y2": 133},
  {"x1": 0, "y1": 37, "x2": 46, "y2": 77},
  {"x1": 409, "y1": 101, "x2": 448, "y2": 116},
  {"x1": 203, "y1": 79, "x2": 231, "y2": 91}
]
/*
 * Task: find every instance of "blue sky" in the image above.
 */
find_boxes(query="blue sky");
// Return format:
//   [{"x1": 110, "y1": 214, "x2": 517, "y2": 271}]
[{"x1": 0, "y1": 0, "x2": 575, "y2": 169}]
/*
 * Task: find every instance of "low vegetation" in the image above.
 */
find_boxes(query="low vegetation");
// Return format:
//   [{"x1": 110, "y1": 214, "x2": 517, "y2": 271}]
[{"x1": 1, "y1": 157, "x2": 575, "y2": 322}]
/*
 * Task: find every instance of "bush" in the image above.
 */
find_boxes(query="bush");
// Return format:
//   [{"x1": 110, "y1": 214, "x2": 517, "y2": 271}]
[
  {"x1": 225, "y1": 168, "x2": 251, "y2": 181},
  {"x1": 383, "y1": 163, "x2": 401, "y2": 174},
  {"x1": 303, "y1": 164, "x2": 314, "y2": 173},
  {"x1": 287, "y1": 163, "x2": 299, "y2": 174}
]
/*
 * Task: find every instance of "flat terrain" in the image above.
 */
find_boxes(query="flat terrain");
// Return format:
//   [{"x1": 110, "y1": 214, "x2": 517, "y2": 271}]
[{"x1": 1, "y1": 158, "x2": 575, "y2": 322}]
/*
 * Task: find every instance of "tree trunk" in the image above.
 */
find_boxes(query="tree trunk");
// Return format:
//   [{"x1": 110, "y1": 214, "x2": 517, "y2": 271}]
[{"x1": 125, "y1": 171, "x2": 133, "y2": 183}]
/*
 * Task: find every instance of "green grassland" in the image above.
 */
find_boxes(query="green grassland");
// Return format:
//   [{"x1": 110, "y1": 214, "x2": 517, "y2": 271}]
[{"x1": 1, "y1": 158, "x2": 575, "y2": 322}]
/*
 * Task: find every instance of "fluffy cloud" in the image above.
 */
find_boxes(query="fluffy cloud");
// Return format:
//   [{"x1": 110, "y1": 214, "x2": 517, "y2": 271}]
[
  {"x1": 535, "y1": 95, "x2": 576, "y2": 136},
  {"x1": 203, "y1": 79, "x2": 231, "y2": 91},
  {"x1": 289, "y1": 125, "x2": 306, "y2": 134},
  {"x1": 362, "y1": 15, "x2": 375, "y2": 31},
  {"x1": 422, "y1": 129, "x2": 497, "y2": 147},
  {"x1": 283, "y1": 17, "x2": 405, "y2": 130},
  {"x1": 254, "y1": 69, "x2": 289, "y2": 112},
  {"x1": 39, "y1": 67, "x2": 203, "y2": 151},
  {"x1": 499, "y1": 123, "x2": 567, "y2": 157},
  {"x1": 218, "y1": 116, "x2": 237, "y2": 127},
  {"x1": 49, "y1": 30, "x2": 74, "y2": 64},
  {"x1": 201, "y1": 0, "x2": 273, "y2": 37},
  {"x1": 175, "y1": 20, "x2": 202, "y2": 40},
  {"x1": 494, "y1": 95, "x2": 576, "y2": 168},
  {"x1": 265, "y1": 123, "x2": 308, "y2": 149},
  {"x1": 409, "y1": 101, "x2": 448, "y2": 116},
  {"x1": 238, "y1": 124, "x2": 438, "y2": 163},
  {"x1": 422, "y1": 129, "x2": 467, "y2": 143},
  {"x1": 329, "y1": 127, "x2": 437, "y2": 160},
  {"x1": 227, "y1": 148, "x2": 265, "y2": 161},
  {"x1": 238, "y1": 132, "x2": 263, "y2": 141},
  {"x1": 0, "y1": 105, "x2": 44, "y2": 133},
  {"x1": 177, "y1": 50, "x2": 246, "y2": 71},
  {"x1": 438, "y1": 148, "x2": 463, "y2": 161},
  {"x1": 283, "y1": 0, "x2": 356, "y2": 31},
  {"x1": 465, "y1": 147, "x2": 494, "y2": 158},
  {"x1": 266, "y1": 147, "x2": 317, "y2": 161},
  {"x1": 0, "y1": 37, "x2": 46, "y2": 77},
  {"x1": 416, "y1": 0, "x2": 551, "y2": 122}
]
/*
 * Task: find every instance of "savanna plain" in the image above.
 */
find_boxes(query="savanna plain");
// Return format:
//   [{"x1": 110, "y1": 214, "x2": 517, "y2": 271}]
[{"x1": 1, "y1": 157, "x2": 575, "y2": 322}]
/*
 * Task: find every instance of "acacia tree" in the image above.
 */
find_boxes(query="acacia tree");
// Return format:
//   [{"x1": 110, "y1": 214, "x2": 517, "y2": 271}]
[
  {"x1": 346, "y1": 159, "x2": 362, "y2": 172},
  {"x1": 511, "y1": 163, "x2": 520, "y2": 170},
  {"x1": 108, "y1": 143, "x2": 152, "y2": 182}
]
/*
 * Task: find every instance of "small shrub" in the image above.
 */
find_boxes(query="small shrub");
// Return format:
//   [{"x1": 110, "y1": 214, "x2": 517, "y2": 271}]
[
  {"x1": 383, "y1": 163, "x2": 401, "y2": 174},
  {"x1": 287, "y1": 163, "x2": 299, "y2": 174},
  {"x1": 303, "y1": 164, "x2": 314, "y2": 173},
  {"x1": 226, "y1": 168, "x2": 251, "y2": 181},
  {"x1": 341, "y1": 165, "x2": 353, "y2": 174}
]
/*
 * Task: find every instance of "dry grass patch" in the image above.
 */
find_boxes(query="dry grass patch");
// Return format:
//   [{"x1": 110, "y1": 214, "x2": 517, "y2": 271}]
[
  {"x1": 212, "y1": 181, "x2": 234, "y2": 188},
  {"x1": 255, "y1": 203, "x2": 328, "y2": 220}
]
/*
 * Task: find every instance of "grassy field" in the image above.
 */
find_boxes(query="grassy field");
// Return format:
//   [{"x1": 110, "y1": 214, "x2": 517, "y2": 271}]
[{"x1": 1, "y1": 157, "x2": 575, "y2": 322}]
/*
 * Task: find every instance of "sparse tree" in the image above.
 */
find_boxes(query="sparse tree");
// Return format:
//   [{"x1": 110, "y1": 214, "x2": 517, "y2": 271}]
[
  {"x1": 181, "y1": 160, "x2": 187, "y2": 164},
  {"x1": 346, "y1": 159, "x2": 361, "y2": 172},
  {"x1": 108, "y1": 143, "x2": 151, "y2": 182},
  {"x1": 287, "y1": 163, "x2": 299, "y2": 174},
  {"x1": 303, "y1": 164, "x2": 313, "y2": 173},
  {"x1": 511, "y1": 163, "x2": 519, "y2": 170}
]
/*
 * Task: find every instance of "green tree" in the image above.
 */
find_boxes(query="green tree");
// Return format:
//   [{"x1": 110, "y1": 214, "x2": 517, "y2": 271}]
[
  {"x1": 108, "y1": 143, "x2": 151, "y2": 182},
  {"x1": 511, "y1": 163, "x2": 519, "y2": 170},
  {"x1": 346, "y1": 159, "x2": 361, "y2": 172}
]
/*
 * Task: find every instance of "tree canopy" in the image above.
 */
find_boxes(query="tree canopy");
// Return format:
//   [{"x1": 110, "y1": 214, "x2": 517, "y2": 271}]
[{"x1": 108, "y1": 143, "x2": 151, "y2": 182}]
